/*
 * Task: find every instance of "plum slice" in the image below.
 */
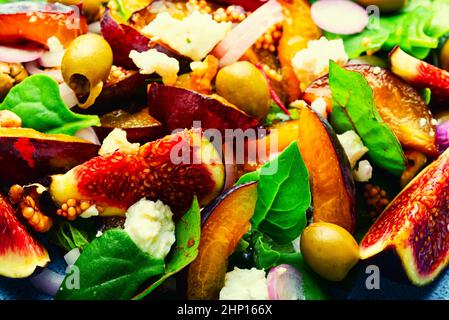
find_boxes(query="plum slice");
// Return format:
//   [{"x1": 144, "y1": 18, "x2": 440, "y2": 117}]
[
  {"x1": 94, "y1": 108, "x2": 164, "y2": 144},
  {"x1": 297, "y1": 105, "x2": 356, "y2": 233},
  {"x1": 360, "y1": 148, "x2": 449, "y2": 286},
  {"x1": 147, "y1": 84, "x2": 259, "y2": 136},
  {"x1": 0, "y1": 194, "x2": 49, "y2": 278},
  {"x1": 0, "y1": 2, "x2": 87, "y2": 47},
  {"x1": 49, "y1": 129, "x2": 224, "y2": 218},
  {"x1": 303, "y1": 64, "x2": 438, "y2": 156},
  {"x1": 0, "y1": 128, "x2": 99, "y2": 184},
  {"x1": 187, "y1": 182, "x2": 258, "y2": 300}
]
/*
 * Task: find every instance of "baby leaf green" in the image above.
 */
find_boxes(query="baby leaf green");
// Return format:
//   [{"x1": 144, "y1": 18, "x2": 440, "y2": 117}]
[
  {"x1": 329, "y1": 61, "x2": 406, "y2": 176},
  {"x1": 56, "y1": 229, "x2": 165, "y2": 300},
  {"x1": 133, "y1": 197, "x2": 201, "y2": 300},
  {"x1": 0, "y1": 75, "x2": 100, "y2": 136},
  {"x1": 252, "y1": 142, "x2": 311, "y2": 244}
]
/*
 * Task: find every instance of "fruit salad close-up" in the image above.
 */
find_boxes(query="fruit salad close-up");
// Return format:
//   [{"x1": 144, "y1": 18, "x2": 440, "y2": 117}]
[{"x1": 2, "y1": 0, "x2": 449, "y2": 301}]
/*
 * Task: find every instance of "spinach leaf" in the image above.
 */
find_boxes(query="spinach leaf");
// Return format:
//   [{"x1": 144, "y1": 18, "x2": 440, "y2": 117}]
[
  {"x1": 252, "y1": 232, "x2": 328, "y2": 300},
  {"x1": 235, "y1": 170, "x2": 260, "y2": 186},
  {"x1": 0, "y1": 75, "x2": 100, "y2": 135},
  {"x1": 133, "y1": 197, "x2": 201, "y2": 299},
  {"x1": 329, "y1": 61, "x2": 406, "y2": 176},
  {"x1": 252, "y1": 142, "x2": 310, "y2": 245},
  {"x1": 48, "y1": 218, "x2": 97, "y2": 252},
  {"x1": 253, "y1": 232, "x2": 301, "y2": 269},
  {"x1": 56, "y1": 229, "x2": 165, "y2": 300}
]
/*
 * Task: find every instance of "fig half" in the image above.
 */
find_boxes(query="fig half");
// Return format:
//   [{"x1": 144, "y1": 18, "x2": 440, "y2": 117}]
[
  {"x1": 360, "y1": 148, "x2": 449, "y2": 286},
  {"x1": 50, "y1": 129, "x2": 224, "y2": 218},
  {"x1": 0, "y1": 194, "x2": 49, "y2": 278}
]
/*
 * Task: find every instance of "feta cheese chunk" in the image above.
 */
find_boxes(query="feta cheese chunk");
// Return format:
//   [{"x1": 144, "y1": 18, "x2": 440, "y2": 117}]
[
  {"x1": 129, "y1": 49, "x2": 179, "y2": 85},
  {"x1": 98, "y1": 128, "x2": 140, "y2": 156},
  {"x1": 311, "y1": 97, "x2": 328, "y2": 118},
  {"x1": 124, "y1": 198, "x2": 176, "y2": 260},
  {"x1": 337, "y1": 130, "x2": 368, "y2": 169},
  {"x1": 219, "y1": 267, "x2": 268, "y2": 300},
  {"x1": 353, "y1": 160, "x2": 373, "y2": 182},
  {"x1": 292, "y1": 37, "x2": 348, "y2": 91},
  {"x1": 142, "y1": 11, "x2": 231, "y2": 61}
]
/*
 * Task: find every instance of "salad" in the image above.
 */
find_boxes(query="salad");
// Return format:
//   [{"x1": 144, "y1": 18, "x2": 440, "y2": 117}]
[{"x1": 1, "y1": 0, "x2": 449, "y2": 301}]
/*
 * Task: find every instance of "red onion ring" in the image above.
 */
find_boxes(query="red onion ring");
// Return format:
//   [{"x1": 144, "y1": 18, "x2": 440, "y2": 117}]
[
  {"x1": 24, "y1": 61, "x2": 63, "y2": 83},
  {"x1": 0, "y1": 45, "x2": 44, "y2": 63}
]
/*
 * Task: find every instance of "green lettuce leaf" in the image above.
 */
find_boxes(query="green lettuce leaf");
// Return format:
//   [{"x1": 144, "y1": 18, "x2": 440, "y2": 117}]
[{"x1": 0, "y1": 75, "x2": 100, "y2": 135}]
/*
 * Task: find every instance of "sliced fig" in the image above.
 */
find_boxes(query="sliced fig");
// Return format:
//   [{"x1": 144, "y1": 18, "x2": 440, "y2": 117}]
[
  {"x1": 297, "y1": 105, "x2": 356, "y2": 233},
  {"x1": 0, "y1": 2, "x2": 87, "y2": 47},
  {"x1": 187, "y1": 182, "x2": 258, "y2": 300},
  {"x1": 390, "y1": 46, "x2": 449, "y2": 105},
  {"x1": 49, "y1": 129, "x2": 224, "y2": 218},
  {"x1": 0, "y1": 194, "x2": 49, "y2": 278},
  {"x1": 0, "y1": 128, "x2": 99, "y2": 184},
  {"x1": 360, "y1": 148, "x2": 449, "y2": 286},
  {"x1": 148, "y1": 84, "x2": 259, "y2": 137},
  {"x1": 303, "y1": 64, "x2": 438, "y2": 156},
  {"x1": 94, "y1": 108, "x2": 164, "y2": 143}
]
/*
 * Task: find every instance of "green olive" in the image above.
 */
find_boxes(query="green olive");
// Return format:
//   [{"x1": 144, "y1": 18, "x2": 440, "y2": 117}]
[
  {"x1": 216, "y1": 61, "x2": 270, "y2": 120},
  {"x1": 300, "y1": 222, "x2": 360, "y2": 282},
  {"x1": 62, "y1": 34, "x2": 113, "y2": 108},
  {"x1": 440, "y1": 39, "x2": 449, "y2": 71},
  {"x1": 49, "y1": 0, "x2": 103, "y2": 19},
  {"x1": 356, "y1": 0, "x2": 407, "y2": 13}
]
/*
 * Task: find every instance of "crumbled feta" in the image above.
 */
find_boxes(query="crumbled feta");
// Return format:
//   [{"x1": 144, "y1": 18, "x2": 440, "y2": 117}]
[
  {"x1": 353, "y1": 160, "x2": 373, "y2": 182},
  {"x1": 129, "y1": 49, "x2": 179, "y2": 85},
  {"x1": 124, "y1": 198, "x2": 176, "y2": 260},
  {"x1": 80, "y1": 205, "x2": 99, "y2": 218},
  {"x1": 337, "y1": 130, "x2": 368, "y2": 169},
  {"x1": 219, "y1": 267, "x2": 268, "y2": 300},
  {"x1": 311, "y1": 97, "x2": 328, "y2": 118},
  {"x1": 292, "y1": 37, "x2": 348, "y2": 91},
  {"x1": 141, "y1": 11, "x2": 231, "y2": 61},
  {"x1": 98, "y1": 128, "x2": 140, "y2": 156}
]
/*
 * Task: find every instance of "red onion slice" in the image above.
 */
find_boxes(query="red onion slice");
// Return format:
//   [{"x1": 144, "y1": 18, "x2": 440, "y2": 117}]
[
  {"x1": 213, "y1": 0, "x2": 284, "y2": 68},
  {"x1": 88, "y1": 21, "x2": 102, "y2": 34},
  {"x1": 38, "y1": 50, "x2": 65, "y2": 68},
  {"x1": 75, "y1": 127, "x2": 101, "y2": 145},
  {"x1": 311, "y1": 0, "x2": 369, "y2": 35},
  {"x1": 0, "y1": 45, "x2": 44, "y2": 63},
  {"x1": 267, "y1": 264, "x2": 305, "y2": 300},
  {"x1": 30, "y1": 268, "x2": 65, "y2": 297},
  {"x1": 24, "y1": 61, "x2": 63, "y2": 83},
  {"x1": 59, "y1": 82, "x2": 79, "y2": 109}
]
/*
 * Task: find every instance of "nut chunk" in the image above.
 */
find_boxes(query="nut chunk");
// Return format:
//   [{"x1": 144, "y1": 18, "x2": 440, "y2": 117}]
[{"x1": 0, "y1": 62, "x2": 28, "y2": 101}]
